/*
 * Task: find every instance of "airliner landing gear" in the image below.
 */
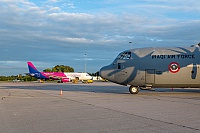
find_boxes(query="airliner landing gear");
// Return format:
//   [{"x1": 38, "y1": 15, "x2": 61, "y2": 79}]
[{"x1": 129, "y1": 85, "x2": 139, "y2": 94}]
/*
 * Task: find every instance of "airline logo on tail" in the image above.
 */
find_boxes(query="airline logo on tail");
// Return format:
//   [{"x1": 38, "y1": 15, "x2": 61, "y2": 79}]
[{"x1": 27, "y1": 62, "x2": 47, "y2": 79}]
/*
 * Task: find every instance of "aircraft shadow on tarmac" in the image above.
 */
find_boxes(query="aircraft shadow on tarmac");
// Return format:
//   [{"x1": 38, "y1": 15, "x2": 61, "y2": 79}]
[{"x1": 2, "y1": 82, "x2": 200, "y2": 94}]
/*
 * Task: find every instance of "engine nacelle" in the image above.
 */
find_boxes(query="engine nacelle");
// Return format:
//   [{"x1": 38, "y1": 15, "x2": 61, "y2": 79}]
[{"x1": 61, "y1": 77, "x2": 70, "y2": 82}]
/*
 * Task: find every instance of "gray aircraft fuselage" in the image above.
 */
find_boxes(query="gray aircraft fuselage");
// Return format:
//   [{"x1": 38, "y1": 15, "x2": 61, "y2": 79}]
[{"x1": 100, "y1": 44, "x2": 200, "y2": 94}]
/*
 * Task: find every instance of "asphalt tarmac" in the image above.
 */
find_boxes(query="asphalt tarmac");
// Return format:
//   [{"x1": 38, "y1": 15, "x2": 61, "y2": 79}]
[{"x1": 0, "y1": 82, "x2": 199, "y2": 133}]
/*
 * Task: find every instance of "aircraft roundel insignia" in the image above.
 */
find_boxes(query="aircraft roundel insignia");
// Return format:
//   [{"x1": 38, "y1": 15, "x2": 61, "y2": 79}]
[{"x1": 168, "y1": 62, "x2": 180, "y2": 73}]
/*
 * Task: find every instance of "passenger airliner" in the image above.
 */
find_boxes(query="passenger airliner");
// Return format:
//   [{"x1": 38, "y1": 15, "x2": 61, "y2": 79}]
[
  {"x1": 27, "y1": 62, "x2": 92, "y2": 83},
  {"x1": 27, "y1": 62, "x2": 70, "y2": 82}
]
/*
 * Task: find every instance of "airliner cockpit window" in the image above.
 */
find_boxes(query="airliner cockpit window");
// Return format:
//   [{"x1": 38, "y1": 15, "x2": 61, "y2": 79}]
[{"x1": 118, "y1": 51, "x2": 131, "y2": 60}]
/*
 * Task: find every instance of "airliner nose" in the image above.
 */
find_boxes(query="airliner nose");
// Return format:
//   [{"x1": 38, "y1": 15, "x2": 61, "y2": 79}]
[{"x1": 99, "y1": 65, "x2": 114, "y2": 82}]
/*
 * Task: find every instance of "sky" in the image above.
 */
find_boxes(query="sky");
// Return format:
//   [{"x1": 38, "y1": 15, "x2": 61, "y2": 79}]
[{"x1": 0, "y1": 0, "x2": 200, "y2": 76}]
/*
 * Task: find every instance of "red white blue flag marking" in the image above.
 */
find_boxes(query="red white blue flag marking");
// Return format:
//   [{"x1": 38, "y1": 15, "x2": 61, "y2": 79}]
[{"x1": 168, "y1": 62, "x2": 180, "y2": 73}]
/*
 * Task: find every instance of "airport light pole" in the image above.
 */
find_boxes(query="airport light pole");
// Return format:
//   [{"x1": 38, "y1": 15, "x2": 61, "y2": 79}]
[
  {"x1": 84, "y1": 53, "x2": 87, "y2": 72},
  {"x1": 129, "y1": 42, "x2": 132, "y2": 49}
]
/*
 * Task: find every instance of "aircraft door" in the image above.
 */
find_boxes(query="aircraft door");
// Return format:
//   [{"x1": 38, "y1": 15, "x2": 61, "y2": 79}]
[{"x1": 145, "y1": 69, "x2": 155, "y2": 84}]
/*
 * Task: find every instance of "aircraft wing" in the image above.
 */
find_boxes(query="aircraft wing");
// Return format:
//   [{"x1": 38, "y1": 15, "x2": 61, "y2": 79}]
[{"x1": 24, "y1": 73, "x2": 35, "y2": 76}]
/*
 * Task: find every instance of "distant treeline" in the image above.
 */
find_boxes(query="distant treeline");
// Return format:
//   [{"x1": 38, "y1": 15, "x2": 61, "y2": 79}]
[
  {"x1": 0, "y1": 75, "x2": 37, "y2": 81},
  {"x1": 88, "y1": 71, "x2": 99, "y2": 76},
  {"x1": 43, "y1": 64, "x2": 99, "y2": 76},
  {"x1": 43, "y1": 65, "x2": 74, "y2": 72},
  {"x1": 0, "y1": 64, "x2": 99, "y2": 81}
]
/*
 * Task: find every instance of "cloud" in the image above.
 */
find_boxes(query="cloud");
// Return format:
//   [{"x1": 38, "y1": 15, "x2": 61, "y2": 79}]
[
  {"x1": 48, "y1": 6, "x2": 61, "y2": 12},
  {"x1": 48, "y1": 0, "x2": 58, "y2": 2},
  {"x1": 0, "y1": 0, "x2": 200, "y2": 75}
]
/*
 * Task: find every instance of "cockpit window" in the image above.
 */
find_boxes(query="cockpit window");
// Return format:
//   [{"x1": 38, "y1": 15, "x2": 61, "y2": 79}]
[{"x1": 117, "y1": 51, "x2": 131, "y2": 60}]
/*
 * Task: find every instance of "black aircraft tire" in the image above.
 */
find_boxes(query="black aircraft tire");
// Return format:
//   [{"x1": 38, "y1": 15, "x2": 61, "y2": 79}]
[{"x1": 129, "y1": 86, "x2": 139, "y2": 94}]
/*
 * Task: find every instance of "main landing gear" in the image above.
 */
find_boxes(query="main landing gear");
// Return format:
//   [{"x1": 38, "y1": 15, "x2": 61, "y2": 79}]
[
  {"x1": 129, "y1": 85, "x2": 139, "y2": 94},
  {"x1": 129, "y1": 85, "x2": 155, "y2": 94}
]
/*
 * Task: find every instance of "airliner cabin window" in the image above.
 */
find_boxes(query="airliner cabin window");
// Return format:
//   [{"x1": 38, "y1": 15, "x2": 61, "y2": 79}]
[{"x1": 118, "y1": 51, "x2": 131, "y2": 60}]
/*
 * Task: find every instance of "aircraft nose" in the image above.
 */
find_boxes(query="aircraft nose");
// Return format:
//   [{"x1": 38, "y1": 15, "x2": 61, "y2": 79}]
[
  {"x1": 99, "y1": 66, "x2": 106, "y2": 78},
  {"x1": 99, "y1": 65, "x2": 114, "y2": 82}
]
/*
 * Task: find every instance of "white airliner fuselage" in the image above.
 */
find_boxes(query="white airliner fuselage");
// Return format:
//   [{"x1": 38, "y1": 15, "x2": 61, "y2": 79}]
[{"x1": 64, "y1": 72, "x2": 93, "y2": 81}]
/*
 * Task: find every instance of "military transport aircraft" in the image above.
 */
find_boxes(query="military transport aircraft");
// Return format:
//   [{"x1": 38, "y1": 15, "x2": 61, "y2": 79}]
[{"x1": 100, "y1": 43, "x2": 200, "y2": 94}]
